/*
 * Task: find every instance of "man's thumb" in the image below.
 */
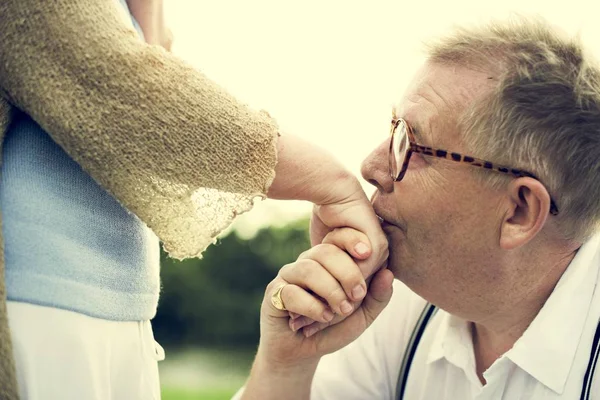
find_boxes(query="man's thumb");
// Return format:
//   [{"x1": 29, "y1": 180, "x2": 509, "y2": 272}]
[{"x1": 361, "y1": 268, "x2": 394, "y2": 326}]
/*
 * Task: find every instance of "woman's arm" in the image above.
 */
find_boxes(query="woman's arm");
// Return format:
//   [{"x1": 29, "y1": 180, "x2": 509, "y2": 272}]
[
  {"x1": 0, "y1": 0, "x2": 388, "y2": 270},
  {"x1": 0, "y1": 0, "x2": 279, "y2": 259}
]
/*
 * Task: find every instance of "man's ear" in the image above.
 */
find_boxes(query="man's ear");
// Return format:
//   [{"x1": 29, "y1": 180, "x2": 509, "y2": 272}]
[{"x1": 500, "y1": 177, "x2": 551, "y2": 250}]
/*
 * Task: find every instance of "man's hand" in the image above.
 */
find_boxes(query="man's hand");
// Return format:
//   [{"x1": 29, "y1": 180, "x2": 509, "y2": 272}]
[{"x1": 241, "y1": 229, "x2": 394, "y2": 400}]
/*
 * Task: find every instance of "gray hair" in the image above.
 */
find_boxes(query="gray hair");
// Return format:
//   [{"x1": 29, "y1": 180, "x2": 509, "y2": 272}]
[{"x1": 426, "y1": 17, "x2": 600, "y2": 242}]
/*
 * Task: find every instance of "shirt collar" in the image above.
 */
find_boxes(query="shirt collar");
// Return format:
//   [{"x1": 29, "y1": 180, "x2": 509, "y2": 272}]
[
  {"x1": 506, "y1": 232, "x2": 600, "y2": 394},
  {"x1": 426, "y1": 308, "x2": 487, "y2": 388},
  {"x1": 426, "y1": 313, "x2": 446, "y2": 365},
  {"x1": 426, "y1": 310, "x2": 473, "y2": 368},
  {"x1": 426, "y1": 232, "x2": 600, "y2": 394}
]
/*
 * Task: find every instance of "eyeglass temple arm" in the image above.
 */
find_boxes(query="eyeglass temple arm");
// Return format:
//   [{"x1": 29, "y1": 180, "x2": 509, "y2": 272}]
[{"x1": 410, "y1": 143, "x2": 559, "y2": 215}]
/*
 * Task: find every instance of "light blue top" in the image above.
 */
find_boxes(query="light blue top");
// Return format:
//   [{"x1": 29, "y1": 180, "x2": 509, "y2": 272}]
[{"x1": 1, "y1": 1, "x2": 161, "y2": 321}]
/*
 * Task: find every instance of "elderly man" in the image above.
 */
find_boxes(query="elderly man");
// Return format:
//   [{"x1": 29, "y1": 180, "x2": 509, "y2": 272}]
[{"x1": 236, "y1": 18, "x2": 600, "y2": 400}]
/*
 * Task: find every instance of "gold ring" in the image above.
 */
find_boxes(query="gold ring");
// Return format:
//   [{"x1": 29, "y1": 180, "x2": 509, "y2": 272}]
[{"x1": 271, "y1": 284, "x2": 288, "y2": 311}]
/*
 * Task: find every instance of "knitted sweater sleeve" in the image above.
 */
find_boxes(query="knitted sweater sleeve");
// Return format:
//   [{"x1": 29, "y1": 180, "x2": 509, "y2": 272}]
[{"x1": 0, "y1": 0, "x2": 279, "y2": 259}]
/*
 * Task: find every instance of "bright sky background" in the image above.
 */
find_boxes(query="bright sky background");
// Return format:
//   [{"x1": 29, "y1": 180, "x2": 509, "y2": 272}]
[{"x1": 164, "y1": 0, "x2": 599, "y2": 237}]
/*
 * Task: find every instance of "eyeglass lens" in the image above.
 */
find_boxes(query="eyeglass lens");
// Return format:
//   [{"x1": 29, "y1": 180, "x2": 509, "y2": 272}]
[{"x1": 391, "y1": 120, "x2": 409, "y2": 179}]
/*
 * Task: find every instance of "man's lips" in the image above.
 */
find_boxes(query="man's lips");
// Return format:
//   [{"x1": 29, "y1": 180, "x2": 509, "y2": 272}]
[
  {"x1": 372, "y1": 193, "x2": 404, "y2": 231},
  {"x1": 373, "y1": 206, "x2": 404, "y2": 232},
  {"x1": 375, "y1": 211, "x2": 399, "y2": 230},
  {"x1": 380, "y1": 219, "x2": 397, "y2": 230}
]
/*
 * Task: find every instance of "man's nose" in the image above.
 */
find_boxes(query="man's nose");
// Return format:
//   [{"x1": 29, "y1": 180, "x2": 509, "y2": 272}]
[{"x1": 360, "y1": 139, "x2": 395, "y2": 194}]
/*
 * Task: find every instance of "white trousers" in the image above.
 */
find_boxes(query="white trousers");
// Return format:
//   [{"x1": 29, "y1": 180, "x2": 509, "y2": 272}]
[{"x1": 7, "y1": 301, "x2": 165, "y2": 400}]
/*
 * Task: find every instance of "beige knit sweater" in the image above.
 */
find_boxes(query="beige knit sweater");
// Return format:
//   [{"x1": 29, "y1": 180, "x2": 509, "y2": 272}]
[{"x1": 0, "y1": 0, "x2": 279, "y2": 398}]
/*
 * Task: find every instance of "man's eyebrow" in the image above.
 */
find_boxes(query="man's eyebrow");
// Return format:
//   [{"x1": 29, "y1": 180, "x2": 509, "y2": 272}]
[
  {"x1": 392, "y1": 108, "x2": 428, "y2": 145},
  {"x1": 404, "y1": 118, "x2": 428, "y2": 145}
]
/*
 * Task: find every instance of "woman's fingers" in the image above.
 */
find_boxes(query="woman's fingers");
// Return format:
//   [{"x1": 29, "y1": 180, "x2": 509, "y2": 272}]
[
  {"x1": 298, "y1": 243, "x2": 367, "y2": 303},
  {"x1": 273, "y1": 229, "x2": 374, "y2": 334},
  {"x1": 322, "y1": 227, "x2": 372, "y2": 260},
  {"x1": 280, "y1": 254, "x2": 362, "y2": 316},
  {"x1": 290, "y1": 228, "x2": 371, "y2": 327}
]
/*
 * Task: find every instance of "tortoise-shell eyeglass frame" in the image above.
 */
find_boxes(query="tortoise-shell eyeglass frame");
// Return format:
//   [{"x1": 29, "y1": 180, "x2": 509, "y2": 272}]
[{"x1": 389, "y1": 118, "x2": 559, "y2": 216}]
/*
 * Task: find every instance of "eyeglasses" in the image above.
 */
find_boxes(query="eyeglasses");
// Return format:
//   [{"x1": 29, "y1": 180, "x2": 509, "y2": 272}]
[{"x1": 389, "y1": 118, "x2": 559, "y2": 215}]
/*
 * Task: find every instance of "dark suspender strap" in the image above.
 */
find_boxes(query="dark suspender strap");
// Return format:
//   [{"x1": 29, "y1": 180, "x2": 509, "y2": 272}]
[
  {"x1": 395, "y1": 303, "x2": 437, "y2": 400},
  {"x1": 396, "y1": 308, "x2": 598, "y2": 399},
  {"x1": 581, "y1": 318, "x2": 600, "y2": 400}
]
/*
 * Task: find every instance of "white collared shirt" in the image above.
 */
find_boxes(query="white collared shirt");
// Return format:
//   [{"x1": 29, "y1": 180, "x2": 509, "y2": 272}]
[{"x1": 311, "y1": 233, "x2": 600, "y2": 399}]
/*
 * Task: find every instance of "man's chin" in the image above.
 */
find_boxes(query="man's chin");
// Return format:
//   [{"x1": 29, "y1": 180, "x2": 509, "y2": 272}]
[
  {"x1": 385, "y1": 243, "x2": 411, "y2": 280},
  {"x1": 383, "y1": 257, "x2": 404, "y2": 280},
  {"x1": 381, "y1": 222, "x2": 406, "y2": 246}
]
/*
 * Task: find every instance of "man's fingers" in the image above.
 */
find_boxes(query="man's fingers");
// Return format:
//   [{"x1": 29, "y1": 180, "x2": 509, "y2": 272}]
[
  {"x1": 301, "y1": 268, "x2": 394, "y2": 349},
  {"x1": 302, "y1": 269, "x2": 393, "y2": 338},
  {"x1": 269, "y1": 282, "x2": 334, "y2": 324},
  {"x1": 289, "y1": 311, "x2": 301, "y2": 320},
  {"x1": 322, "y1": 227, "x2": 372, "y2": 260},
  {"x1": 289, "y1": 315, "x2": 315, "y2": 332}
]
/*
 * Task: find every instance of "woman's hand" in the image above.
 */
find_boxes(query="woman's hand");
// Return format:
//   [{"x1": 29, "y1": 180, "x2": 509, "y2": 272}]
[
  {"x1": 310, "y1": 184, "x2": 388, "y2": 280},
  {"x1": 126, "y1": 0, "x2": 174, "y2": 51},
  {"x1": 268, "y1": 134, "x2": 389, "y2": 281}
]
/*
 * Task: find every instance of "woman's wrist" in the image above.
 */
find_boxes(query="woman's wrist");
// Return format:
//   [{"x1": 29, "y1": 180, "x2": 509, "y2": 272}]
[{"x1": 268, "y1": 134, "x2": 358, "y2": 205}]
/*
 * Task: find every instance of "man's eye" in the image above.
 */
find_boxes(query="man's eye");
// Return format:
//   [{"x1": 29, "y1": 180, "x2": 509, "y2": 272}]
[
  {"x1": 418, "y1": 152, "x2": 431, "y2": 162},
  {"x1": 410, "y1": 153, "x2": 429, "y2": 167}
]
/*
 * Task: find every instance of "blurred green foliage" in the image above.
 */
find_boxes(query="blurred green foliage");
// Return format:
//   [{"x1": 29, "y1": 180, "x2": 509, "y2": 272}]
[
  {"x1": 162, "y1": 387, "x2": 234, "y2": 400},
  {"x1": 152, "y1": 218, "x2": 310, "y2": 347}
]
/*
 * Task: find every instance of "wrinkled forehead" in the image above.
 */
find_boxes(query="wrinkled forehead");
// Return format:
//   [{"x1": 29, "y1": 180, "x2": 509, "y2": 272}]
[{"x1": 392, "y1": 63, "x2": 495, "y2": 146}]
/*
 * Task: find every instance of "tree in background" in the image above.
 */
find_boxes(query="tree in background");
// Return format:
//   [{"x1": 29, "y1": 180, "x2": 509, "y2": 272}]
[{"x1": 153, "y1": 218, "x2": 310, "y2": 348}]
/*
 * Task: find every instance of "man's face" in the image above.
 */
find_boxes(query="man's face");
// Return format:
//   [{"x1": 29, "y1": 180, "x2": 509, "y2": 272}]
[{"x1": 361, "y1": 62, "x2": 506, "y2": 316}]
